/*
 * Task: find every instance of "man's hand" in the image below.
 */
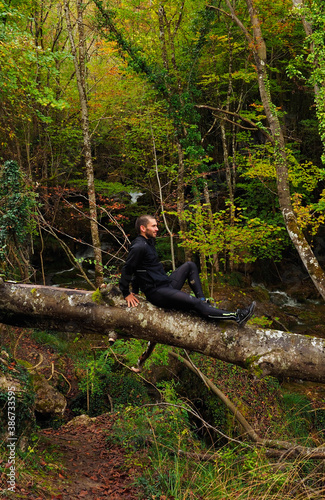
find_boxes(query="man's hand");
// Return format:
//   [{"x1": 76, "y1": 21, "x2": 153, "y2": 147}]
[{"x1": 125, "y1": 293, "x2": 139, "y2": 307}]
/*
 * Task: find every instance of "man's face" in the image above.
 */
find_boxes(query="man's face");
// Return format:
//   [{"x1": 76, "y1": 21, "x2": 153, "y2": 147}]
[{"x1": 141, "y1": 219, "x2": 158, "y2": 239}]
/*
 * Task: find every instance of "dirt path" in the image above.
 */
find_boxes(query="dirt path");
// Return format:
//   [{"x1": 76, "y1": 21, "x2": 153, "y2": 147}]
[
  {"x1": 13, "y1": 414, "x2": 144, "y2": 499},
  {"x1": 0, "y1": 328, "x2": 146, "y2": 499}
]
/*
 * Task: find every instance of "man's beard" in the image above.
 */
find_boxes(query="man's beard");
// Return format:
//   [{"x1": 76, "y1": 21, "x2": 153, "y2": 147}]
[{"x1": 145, "y1": 229, "x2": 156, "y2": 239}]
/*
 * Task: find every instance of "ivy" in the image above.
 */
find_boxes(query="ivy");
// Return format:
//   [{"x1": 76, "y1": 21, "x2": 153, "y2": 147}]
[
  {"x1": 93, "y1": 0, "x2": 214, "y2": 176},
  {"x1": 0, "y1": 348, "x2": 36, "y2": 440}
]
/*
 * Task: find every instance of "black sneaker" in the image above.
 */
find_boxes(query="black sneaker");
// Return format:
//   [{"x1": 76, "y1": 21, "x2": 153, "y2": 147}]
[{"x1": 236, "y1": 301, "x2": 256, "y2": 327}]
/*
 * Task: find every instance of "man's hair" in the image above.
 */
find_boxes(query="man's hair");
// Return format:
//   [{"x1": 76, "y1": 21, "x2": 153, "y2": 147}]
[{"x1": 135, "y1": 215, "x2": 155, "y2": 234}]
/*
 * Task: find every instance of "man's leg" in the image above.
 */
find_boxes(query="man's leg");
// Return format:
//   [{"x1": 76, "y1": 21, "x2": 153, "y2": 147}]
[
  {"x1": 169, "y1": 262, "x2": 205, "y2": 298},
  {"x1": 146, "y1": 286, "x2": 255, "y2": 326}
]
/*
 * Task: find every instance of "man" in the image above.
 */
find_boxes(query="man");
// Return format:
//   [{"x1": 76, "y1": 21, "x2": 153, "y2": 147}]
[{"x1": 119, "y1": 214, "x2": 255, "y2": 326}]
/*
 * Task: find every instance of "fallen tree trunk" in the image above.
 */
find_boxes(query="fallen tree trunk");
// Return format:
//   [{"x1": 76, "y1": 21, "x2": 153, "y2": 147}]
[{"x1": 1, "y1": 280, "x2": 325, "y2": 383}]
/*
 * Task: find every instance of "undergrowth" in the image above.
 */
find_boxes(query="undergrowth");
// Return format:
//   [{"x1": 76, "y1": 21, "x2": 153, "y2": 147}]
[
  {"x1": 2, "y1": 326, "x2": 325, "y2": 499},
  {"x1": 107, "y1": 383, "x2": 325, "y2": 499},
  {"x1": 0, "y1": 431, "x2": 66, "y2": 498}
]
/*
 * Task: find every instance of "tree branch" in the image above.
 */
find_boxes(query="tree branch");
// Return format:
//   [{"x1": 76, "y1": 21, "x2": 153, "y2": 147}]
[
  {"x1": 1, "y1": 281, "x2": 325, "y2": 384},
  {"x1": 196, "y1": 104, "x2": 273, "y2": 142}
]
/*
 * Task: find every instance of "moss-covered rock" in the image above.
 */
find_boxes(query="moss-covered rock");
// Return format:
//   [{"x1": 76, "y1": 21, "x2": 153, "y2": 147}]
[
  {"x1": 18, "y1": 359, "x2": 67, "y2": 416},
  {"x1": 31, "y1": 372, "x2": 67, "y2": 416}
]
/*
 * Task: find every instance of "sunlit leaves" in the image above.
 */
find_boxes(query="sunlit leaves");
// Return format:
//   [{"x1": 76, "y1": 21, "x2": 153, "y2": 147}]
[
  {"x1": 0, "y1": 0, "x2": 69, "y2": 150},
  {"x1": 176, "y1": 202, "x2": 286, "y2": 265},
  {"x1": 292, "y1": 192, "x2": 325, "y2": 237},
  {"x1": 242, "y1": 143, "x2": 323, "y2": 194}
]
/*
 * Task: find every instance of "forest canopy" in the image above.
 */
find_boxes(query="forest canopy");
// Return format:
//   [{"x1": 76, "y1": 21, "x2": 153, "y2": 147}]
[{"x1": 0, "y1": 0, "x2": 325, "y2": 290}]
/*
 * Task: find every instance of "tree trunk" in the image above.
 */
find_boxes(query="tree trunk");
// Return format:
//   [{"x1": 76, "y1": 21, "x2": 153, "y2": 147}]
[
  {"x1": 176, "y1": 138, "x2": 191, "y2": 260},
  {"x1": 151, "y1": 121, "x2": 176, "y2": 270},
  {"x1": 1, "y1": 280, "x2": 325, "y2": 383},
  {"x1": 64, "y1": 0, "x2": 103, "y2": 287}
]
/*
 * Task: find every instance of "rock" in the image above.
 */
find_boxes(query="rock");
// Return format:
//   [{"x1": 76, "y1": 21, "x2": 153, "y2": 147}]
[
  {"x1": 0, "y1": 371, "x2": 24, "y2": 394},
  {"x1": 32, "y1": 372, "x2": 67, "y2": 416},
  {"x1": 66, "y1": 414, "x2": 96, "y2": 427}
]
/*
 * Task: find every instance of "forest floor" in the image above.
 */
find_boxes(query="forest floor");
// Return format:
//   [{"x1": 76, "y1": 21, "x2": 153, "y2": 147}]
[
  {"x1": 3, "y1": 413, "x2": 145, "y2": 499},
  {"x1": 0, "y1": 328, "x2": 147, "y2": 500}
]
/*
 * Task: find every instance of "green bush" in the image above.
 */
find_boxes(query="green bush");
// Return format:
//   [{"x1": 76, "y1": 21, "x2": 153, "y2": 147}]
[
  {"x1": 73, "y1": 349, "x2": 149, "y2": 416},
  {"x1": 109, "y1": 381, "x2": 193, "y2": 453}
]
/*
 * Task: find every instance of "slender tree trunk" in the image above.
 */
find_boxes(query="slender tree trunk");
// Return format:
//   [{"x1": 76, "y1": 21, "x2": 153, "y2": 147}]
[
  {"x1": 203, "y1": 181, "x2": 219, "y2": 277},
  {"x1": 293, "y1": 0, "x2": 325, "y2": 163},
  {"x1": 64, "y1": 0, "x2": 103, "y2": 287},
  {"x1": 219, "y1": 25, "x2": 237, "y2": 272},
  {"x1": 151, "y1": 121, "x2": 175, "y2": 270},
  {"x1": 199, "y1": 251, "x2": 209, "y2": 297},
  {"x1": 157, "y1": 4, "x2": 190, "y2": 260},
  {"x1": 220, "y1": 122, "x2": 235, "y2": 272},
  {"x1": 176, "y1": 138, "x2": 191, "y2": 260},
  {"x1": 292, "y1": 0, "x2": 314, "y2": 74},
  {"x1": 223, "y1": 24, "x2": 236, "y2": 208}
]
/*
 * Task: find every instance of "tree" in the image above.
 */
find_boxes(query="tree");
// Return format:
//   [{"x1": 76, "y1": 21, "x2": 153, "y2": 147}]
[
  {"x1": 206, "y1": 0, "x2": 325, "y2": 300},
  {"x1": 1, "y1": 279, "x2": 325, "y2": 383},
  {"x1": 63, "y1": 0, "x2": 103, "y2": 287},
  {"x1": 177, "y1": 202, "x2": 285, "y2": 275},
  {"x1": 93, "y1": 0, "x2": 214, "y2": 254},
  {"x1": 293, "y1": 0, "x2": 325, "y2": 162},
  {"x1": 0, "y1": 161, "x2": 37, "y2": 280},
  {"x1": 0, "y1": 0, "x2": 68, "y2": 172}
]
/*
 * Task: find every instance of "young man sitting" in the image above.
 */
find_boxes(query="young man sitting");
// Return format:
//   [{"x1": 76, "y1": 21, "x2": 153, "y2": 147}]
[{"x1": 119, "y1": 215, "x2": 255, "y2": 326}]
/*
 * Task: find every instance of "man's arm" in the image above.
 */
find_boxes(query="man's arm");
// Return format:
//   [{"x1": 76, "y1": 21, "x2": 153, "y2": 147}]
[{"x1": 119, "y1": 240, "x2": 144, "y2": 306}]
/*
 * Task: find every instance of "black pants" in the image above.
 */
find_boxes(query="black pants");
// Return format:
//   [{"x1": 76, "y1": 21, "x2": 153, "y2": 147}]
[{"x1": 146, "y1": 262, "x2": 236, "y2": 321}]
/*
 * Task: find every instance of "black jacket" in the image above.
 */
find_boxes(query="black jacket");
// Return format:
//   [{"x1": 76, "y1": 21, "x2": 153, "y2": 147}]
[{"x1": 119, "y1": 235, "x2": 170, "y2": 298}]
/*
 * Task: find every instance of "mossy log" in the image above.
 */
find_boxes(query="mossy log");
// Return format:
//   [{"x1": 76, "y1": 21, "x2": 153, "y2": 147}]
[{"x1": 1, "y1": 280, "x2": 325, "y2": 383}]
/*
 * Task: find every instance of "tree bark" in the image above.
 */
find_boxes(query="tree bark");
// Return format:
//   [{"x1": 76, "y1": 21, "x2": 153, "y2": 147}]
[
  {"x1": 1, "y1": 280, "x2": 325, "y2": 383},
  {"x1": 176, "y1": 138, "x2": 191, "y2": 260},
  {"x1": 64, "y1": 0, "x2": 103, "y2": 287},
  {"x1": 293, "y1": 0, "x2": 325, "y2": 164}
]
